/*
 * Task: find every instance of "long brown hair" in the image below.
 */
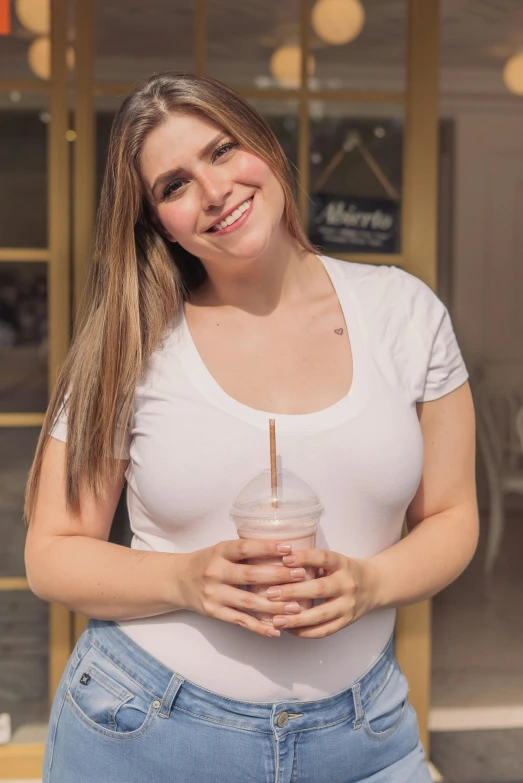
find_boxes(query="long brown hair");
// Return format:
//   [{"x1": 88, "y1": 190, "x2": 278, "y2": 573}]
[{"x1": 23, "y1": 71, "x2": 320, "y2": 523}]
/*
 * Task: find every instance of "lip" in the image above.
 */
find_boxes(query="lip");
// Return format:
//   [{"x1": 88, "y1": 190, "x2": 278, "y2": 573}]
[{"x1": 205, "y1": 195, "x2": 254, "y2": 235}]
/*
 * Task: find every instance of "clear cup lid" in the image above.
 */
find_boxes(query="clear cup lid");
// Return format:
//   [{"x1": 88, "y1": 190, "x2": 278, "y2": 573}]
[{"x1": 230, "y1": 468, "x2": 323, "y2": 523}]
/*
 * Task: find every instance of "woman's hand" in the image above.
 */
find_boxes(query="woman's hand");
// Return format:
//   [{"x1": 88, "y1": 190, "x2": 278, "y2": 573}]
[
  {"x1": 265, "y1": 549, "x2": 378, "y2": 639},
  {"x1": 181, "y1": 540, "x2": 308, "y2": 638}
]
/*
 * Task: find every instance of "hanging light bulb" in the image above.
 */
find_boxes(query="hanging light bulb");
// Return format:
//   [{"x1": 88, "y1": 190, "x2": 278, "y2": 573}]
[
  {"x1": 312, "y1": 0, "x2": 365, "y2": 46},
  {"x1": 503, "y1": 53, "x2": 523, "y2": 96},
  {"x1": 270, "y1": 45, "x2": 315, "y2": 88},
  {"x1": 28, "y1": 36, "x2": 75, "y2": 80},
  {"x1": 28, "y1": 36, "x2": 50, "y2": 80},
  {"x1": 16, "y1": 0, "x2": 50, "y2": 36}
]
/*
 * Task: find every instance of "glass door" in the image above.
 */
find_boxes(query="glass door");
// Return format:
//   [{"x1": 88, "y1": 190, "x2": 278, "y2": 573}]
[{"x1": 0, "y1": 0, "x2": 72, "y2": 777}]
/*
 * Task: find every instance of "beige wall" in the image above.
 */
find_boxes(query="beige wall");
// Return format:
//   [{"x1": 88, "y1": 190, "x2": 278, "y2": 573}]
[{"x1": 440, "y1": 90, "x2": 523, "y2": 390}]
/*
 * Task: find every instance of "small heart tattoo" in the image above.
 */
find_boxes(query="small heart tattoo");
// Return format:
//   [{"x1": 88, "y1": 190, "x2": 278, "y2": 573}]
[{"x1": 334, "y1": 328, "x2": 344, "y2": 335}]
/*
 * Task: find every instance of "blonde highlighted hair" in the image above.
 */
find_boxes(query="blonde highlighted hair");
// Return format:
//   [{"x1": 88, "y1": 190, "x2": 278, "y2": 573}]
[{"x1": 24, "y1": 71, "x2": 319, "y2": 523}]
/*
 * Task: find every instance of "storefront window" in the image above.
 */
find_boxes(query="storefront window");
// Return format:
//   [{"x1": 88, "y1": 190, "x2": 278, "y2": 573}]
[{"x1": 0, "y1": 263, "x2": 48, "y2": 412}]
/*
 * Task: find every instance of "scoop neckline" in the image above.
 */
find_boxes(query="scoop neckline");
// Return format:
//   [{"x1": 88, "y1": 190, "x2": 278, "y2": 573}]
[{"x1": 175, "y1": 254, "x2": 369, "y2": 433}]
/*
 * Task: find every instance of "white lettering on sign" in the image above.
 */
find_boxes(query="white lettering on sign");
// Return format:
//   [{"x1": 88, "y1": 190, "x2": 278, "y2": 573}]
[{"x1": 315, "y1": 201, "x2": 394, "y2": 232}]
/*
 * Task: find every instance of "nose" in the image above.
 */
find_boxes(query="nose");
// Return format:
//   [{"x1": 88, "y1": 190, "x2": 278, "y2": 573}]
[{"x1": 199, "y1": 170, "x2": 233, "y2": 212}]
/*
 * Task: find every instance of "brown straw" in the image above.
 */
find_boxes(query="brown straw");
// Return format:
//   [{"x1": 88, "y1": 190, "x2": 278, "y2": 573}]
[{"x1": 269, "y1": 419, "x2": 278, "y2": 507}]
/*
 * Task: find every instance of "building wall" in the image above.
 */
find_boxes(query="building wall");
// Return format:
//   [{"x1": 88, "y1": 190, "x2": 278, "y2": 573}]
[
  {"x1": 440, "y1": 87, "x2": 523, "y2": 514},
  {"x1": 451, "y1": 110, "x2": 523, "y2": 387}
]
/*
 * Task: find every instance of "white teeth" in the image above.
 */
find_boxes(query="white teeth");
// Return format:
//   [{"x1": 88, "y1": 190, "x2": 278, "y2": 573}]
[{"x1": 211, "y1": 197, "x2": 252, "y2": 231}]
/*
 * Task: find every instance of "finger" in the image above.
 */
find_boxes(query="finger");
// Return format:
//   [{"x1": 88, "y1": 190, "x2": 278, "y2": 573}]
[
  {"x1": 280, "y1": 549, "x2": 342, "y2": 570},
  {"x1": 224, "y1": 562, "x2": 310, "y2": 587},
  {"x1": 221, "y1": 538, "x2": 296, "y2": 563},
  {"x1": 215, "y1": 606, "x2": 282, "y2": 638},
  {"x1": 266, "y1": 574, "x2": 335, "y2": 602},
  {"x1": 285, "y1": 618, "x2": 348, "y2": 639},
  {"x1": 222, "y1": 585, "x2": 302, "y2": 616},
  {"x1": 271, "y1": 600, "x2": 341, "y2": 631}
]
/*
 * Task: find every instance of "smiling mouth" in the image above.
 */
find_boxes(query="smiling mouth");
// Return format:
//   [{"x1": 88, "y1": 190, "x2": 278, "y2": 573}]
[{"x1": 206, "y1": 196, "x2": 254, "y2": 233}]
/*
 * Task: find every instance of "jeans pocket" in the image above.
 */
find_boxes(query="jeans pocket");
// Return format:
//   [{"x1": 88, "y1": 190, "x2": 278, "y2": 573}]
[
  {"x1": 362, "y1": 659, "x2": 410, "y2": 742},
  {"x1": 67, "y1": 642, "x2": 159, "y2": 738}
]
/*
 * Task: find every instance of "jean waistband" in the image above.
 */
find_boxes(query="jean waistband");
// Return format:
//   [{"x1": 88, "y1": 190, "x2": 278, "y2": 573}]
[{"x1": 81, "y1": 618, "x2": 395, "y2": 735}]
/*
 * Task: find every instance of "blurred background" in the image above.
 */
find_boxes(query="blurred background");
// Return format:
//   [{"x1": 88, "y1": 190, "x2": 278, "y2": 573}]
[{"x1": 1, "y1": 1, "x2": 523, "y2": 781}]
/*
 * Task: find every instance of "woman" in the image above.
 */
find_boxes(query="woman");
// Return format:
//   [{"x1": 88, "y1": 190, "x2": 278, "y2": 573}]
[{"x1": 24, "y1": 72, "x2": 478, "y2": 783}]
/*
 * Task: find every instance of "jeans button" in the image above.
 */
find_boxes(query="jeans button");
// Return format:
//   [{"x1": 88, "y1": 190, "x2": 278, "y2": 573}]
[{"x1": 276, "y1": 711, "x2": 289, "y2": 728}]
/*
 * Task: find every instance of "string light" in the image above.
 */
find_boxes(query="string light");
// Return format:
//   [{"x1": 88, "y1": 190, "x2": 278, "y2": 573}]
[
  {"x1": 15, "y1": 0, "x2": 50, "y2": 35},
  {"x1": 312, "y1": 0, "x2": 365, "y2": 46},
  {"x1": 27, "y1": 36, "x2": 75, "y2": 80},
  {"x1": 503, "y1": 53, "x2": 523, "y2": 96},
  {"x1": 270, "y1": 45, "x2": 315, "y2": 88}
]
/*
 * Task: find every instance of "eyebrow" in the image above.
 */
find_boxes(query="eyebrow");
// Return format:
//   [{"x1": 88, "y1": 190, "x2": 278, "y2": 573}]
[{"x1": 150, "y1": 132, "x2": 229, "y2": 199}]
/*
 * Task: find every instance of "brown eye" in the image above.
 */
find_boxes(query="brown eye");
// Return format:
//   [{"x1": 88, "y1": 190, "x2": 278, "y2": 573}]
[
  {"x1": 161, "y1": 142, "x2": 238, "y2": 201},
  {"x1": 213, "y1": 142, "x2": 239, "y2": 160},
  {"x1": 162, "y1": 180, "x2": 184, "y2": 199}
]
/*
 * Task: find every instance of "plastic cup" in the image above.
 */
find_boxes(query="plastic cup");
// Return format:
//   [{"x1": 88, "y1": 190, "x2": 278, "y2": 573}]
[{"x1": 230, "y1": 469, "x2": 324, "y2": 623}]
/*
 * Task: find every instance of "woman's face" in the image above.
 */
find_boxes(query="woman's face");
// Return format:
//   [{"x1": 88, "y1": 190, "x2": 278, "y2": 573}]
[{"x1": 139, "y1": 112, "x2": 287, "y2": 268}]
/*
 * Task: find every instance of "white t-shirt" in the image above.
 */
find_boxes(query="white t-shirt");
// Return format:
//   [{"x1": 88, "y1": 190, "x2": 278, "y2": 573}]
[{"x1": 50, "y1": 255, "x2": 469, "y2": 701}]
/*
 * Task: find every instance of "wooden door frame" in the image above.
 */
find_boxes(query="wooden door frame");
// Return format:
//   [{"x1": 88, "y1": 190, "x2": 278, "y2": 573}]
[{"x1": 396, "y1": 0, "x2": 440, "y2": 756}]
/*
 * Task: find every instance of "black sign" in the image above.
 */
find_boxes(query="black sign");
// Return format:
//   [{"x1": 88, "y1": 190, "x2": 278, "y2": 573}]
[{"x1": 309, "y1": 193, "x2": 400, "y2": 254}]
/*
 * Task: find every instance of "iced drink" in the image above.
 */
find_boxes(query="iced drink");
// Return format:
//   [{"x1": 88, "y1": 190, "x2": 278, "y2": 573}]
[
  {"x1": 230, "y1": 469, "x2": 324, "y2": 624},
  {"x1": 236, "y1": 522, "x2": 318, "y2": 623}
]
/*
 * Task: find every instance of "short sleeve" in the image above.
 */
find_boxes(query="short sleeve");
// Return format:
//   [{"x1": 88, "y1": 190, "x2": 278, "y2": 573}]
[
  {"x1": 395, "y1": 268, "x2": 469, "y2": 403},
  {"x1": 49, "y1": 390, "x2": 132, "y2": 460}
]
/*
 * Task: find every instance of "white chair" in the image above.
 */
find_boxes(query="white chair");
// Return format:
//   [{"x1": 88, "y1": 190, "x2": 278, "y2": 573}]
[{"x1": 475, "y1": 383, "x2": 523, "y2": 574}]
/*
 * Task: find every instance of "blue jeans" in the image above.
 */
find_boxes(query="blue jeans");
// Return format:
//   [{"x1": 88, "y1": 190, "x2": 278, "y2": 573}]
[{"x1": 43, "y1": 618, "x2": 432, "y2": 782}]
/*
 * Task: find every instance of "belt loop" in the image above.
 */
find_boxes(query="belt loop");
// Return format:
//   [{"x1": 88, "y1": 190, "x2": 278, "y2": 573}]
[
  {"x1": 158, "y1": 673, "x2": 184, "y2": 719},
  {"x1": 352, "y1": 682, "x2": 364, "y2": 730}
]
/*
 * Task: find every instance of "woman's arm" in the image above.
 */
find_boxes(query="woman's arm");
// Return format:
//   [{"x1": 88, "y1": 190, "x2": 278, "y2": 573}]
[
  {"x1": 24, "y1": 437, "x2": 191, "y2": 620},
  {"x1": 25, "y1": 437, "x2": 304, "y2": 632},
  {"x1": 266, "y1": 381, "x2": 479, "y2": 637},
  {"x1": 365, "y1": 379, "x2": 479, "y2": 609}
]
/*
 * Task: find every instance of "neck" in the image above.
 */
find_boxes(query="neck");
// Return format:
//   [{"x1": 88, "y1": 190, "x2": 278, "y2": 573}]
[{"x1": 190, "y1": 228, "x2": 319, "y2": 316}]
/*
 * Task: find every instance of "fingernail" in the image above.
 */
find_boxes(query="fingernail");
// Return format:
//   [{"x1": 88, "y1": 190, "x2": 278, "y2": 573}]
[
  {"x1": 267, "y1": 628, "x2": 281, "y2": 637},
  {"x1": 273, "y1": 617, "x2": 287, "y2": 628},
  {"x1": 277, "y1": 543, "x2": 292, "y2": 554},
  {"x1": 266, "y1": 587, "x2": 282, "y2": 598},
  {"x1": 282, "y1": 554, "x2": 296, "y2": 565},
  {"x1": 291, "y1": 568, "x2": 306, "y2": 579},
  {"x1": 284, "y1": 602, "x2": 300, "y2": 613}
]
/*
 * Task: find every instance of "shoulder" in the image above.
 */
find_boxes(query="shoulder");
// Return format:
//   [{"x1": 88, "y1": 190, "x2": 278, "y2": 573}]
[
  {"x1": 320, "y1": 254, "x2": 432, "y2": 297},
  {"x1": 319, "y1": 255, "x2": 437, "y2": 316},
  {"x1": 318, "y1": 255, "x2": 468, "y2": 401},
  {"x1": 319, "y1": 255, "x2": 446, "y2": 338},
  {"x1": 319, "y1": 254, "x2": 409, "y2": 294}
]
